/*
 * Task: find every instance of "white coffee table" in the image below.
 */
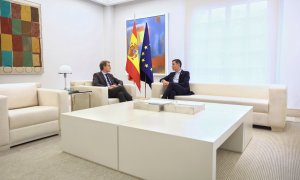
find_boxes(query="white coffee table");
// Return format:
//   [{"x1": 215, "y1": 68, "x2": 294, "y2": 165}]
[
  {"x1": 60, "y1": 102, "x2": 157, "y2": 170},
  {"x1": 61, "y1": 101, "x2": 252, "y2": 180}
]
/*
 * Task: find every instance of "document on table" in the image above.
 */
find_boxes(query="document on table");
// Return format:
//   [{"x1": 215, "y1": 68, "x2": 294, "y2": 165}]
[{"x1": 144, "y1": 98, "x2": 173, "y2": 105}]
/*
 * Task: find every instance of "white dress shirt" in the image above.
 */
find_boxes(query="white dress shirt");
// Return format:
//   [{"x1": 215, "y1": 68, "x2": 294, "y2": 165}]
[
  {"x1": 102, "y1": 71, "x2": 111, "y2": 87},
  {"x1": 173, "y1": 70, "x2": 182, "y2": 83}
]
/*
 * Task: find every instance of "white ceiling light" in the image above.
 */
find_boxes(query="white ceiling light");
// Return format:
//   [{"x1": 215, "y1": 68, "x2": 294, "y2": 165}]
[{"x1": 88, "y1": 0, "x2": 135, "y2": 6}]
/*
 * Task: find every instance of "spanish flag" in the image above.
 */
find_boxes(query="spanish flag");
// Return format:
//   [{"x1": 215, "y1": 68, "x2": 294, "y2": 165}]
[{"x1": 126, "y1": 20, "x2": 141, "y2": 91}]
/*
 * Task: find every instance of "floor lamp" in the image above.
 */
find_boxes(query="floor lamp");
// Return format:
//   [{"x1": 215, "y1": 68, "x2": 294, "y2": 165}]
[{"x1": 58, "y1": 65, "x2": 72, "y2": 90}]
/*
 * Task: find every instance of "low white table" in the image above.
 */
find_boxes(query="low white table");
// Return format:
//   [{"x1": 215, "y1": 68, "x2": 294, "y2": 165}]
[
  {"x1": 61, "y1": 101, "x2": 252, "y2": 180},
  {"x1": 60, "y1": 102, "x2": 151, "y2": 170}
]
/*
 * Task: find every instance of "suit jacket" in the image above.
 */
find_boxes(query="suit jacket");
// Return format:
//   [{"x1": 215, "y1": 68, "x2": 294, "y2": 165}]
[
  {"x1": 160, "y1": 70, "x2": 190, "y2": 90},
  {"x1": 92, "y1": 72, "x2": 123, "y2": 87}
]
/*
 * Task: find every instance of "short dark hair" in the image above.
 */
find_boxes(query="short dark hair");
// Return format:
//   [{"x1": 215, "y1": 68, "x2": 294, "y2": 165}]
[
  {"x1": 99, "y1": 60, "x2": 110, "y2": 70},
  {"x1": 172, "y1": 59, "x2": 182, "y2": 67}
]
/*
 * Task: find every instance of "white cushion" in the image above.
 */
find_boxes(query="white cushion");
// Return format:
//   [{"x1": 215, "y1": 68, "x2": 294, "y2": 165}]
[
  {"x1": 108, "y1": 98, "x2": 119, "y2": 104},
  {"x1": 0, "y1": 83, "x2": 38, "y2": 110},
  {"x1": 175, "y1": 95, "x2": 269, "y2": 113},
  {"x1": 9, "y1": 106, "x2": 58, "y2": 129},
  {"x1": 189, "y1": 83, "x2": 269, "y2": 99}
]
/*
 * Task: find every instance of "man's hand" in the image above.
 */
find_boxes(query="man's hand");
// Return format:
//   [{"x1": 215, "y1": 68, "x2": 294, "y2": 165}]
[
  {"x1": 108, "y1": 84, "x2": 118, "y2": 89},
  {"x1": 162, "y1": 80, "x2": 169, "y2": 87}
]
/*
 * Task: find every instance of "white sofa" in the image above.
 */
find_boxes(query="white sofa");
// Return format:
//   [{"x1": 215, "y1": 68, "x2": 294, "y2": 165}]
[
  {"x1": 152, "y1": 82, "x2": 287, "y2": 131},
  {"x1": 70, "y1": 80, "x2": 136, "y2": 108},
  {"x1": 0, "y1": 83, "x2": 69, "y2": 150}
]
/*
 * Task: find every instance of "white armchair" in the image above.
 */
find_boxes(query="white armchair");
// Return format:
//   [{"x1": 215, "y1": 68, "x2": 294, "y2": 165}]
[
  {"x1": 70, "y1": 80, "x2": 136, "y2": 108},
  {"x1": 0, "y1": 83, "x2": 69, "y2": 150}
]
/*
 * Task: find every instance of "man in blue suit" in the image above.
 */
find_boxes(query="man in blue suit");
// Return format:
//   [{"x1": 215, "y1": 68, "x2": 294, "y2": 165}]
[
  {"x1": 92, "y1": 60, "x2": 132, "y2": 102},
  {"x1": 160, "y1": 59, "x2": 192, "y2": 99}
]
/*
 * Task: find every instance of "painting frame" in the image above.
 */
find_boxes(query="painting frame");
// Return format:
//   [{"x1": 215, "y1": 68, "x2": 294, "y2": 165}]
[
  {"x1": 0, "y1": 0, "x2": 43, "y2": 75},
  {"x1": 126, "y1": 13, "x2": 168, "y2": 76}
]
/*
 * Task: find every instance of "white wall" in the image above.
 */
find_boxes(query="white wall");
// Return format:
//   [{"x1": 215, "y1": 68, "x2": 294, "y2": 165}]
[
  {"x1": 279, "y1": 0, "x2": 300, "y2": 109},
  {"x1": 0, "y1": 0, "x2": 104, "y2": 89},
  {"x1": 1, "y1": 0, "x2": 298, "y2": 109},
  {"x1": 112, "y1": 0, "x2": 185, "y2": 97},
  {"x1": 0, "y1": 0, "x2": 187, "y2": 97},
  {"x1": 103, "y1": 6, "x2": 114, "y2": 61}
]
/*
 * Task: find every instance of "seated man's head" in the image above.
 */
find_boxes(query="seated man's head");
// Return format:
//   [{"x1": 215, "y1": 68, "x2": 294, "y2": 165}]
[
  {"x1": 100, "y1": 60, "x2": 111, "y2": 73},
  {"x1": 172, "y1": 59, "x2": 182, "y2": 72}
]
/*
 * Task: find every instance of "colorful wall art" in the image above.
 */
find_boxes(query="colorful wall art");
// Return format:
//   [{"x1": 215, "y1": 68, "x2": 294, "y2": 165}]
[
  {"x1": 0, "y1": 0, "x2": 42, "y2": 74},
  {"x1": 126, "y1": 14, "x2": 168, "y2": 75}
]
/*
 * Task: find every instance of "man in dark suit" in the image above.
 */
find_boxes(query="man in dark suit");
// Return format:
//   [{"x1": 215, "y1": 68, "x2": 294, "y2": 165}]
[
  {"x1": 92, "y1": 60, "x2": 132, "y2": 102},
  {"x1": 160, "y1": 59, "x2": 192, "y2": 99}
]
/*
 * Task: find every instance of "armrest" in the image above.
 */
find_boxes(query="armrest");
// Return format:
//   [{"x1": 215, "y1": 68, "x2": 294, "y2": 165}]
[
  {"x1": 152, "y1": 82, "x2": 164, "y2": 98},
  {"x1": 0, "y1": 95, "x2": 9, "y2": 149},
  {"x1": 72, "y1": 85, "x2": 109, "y2": 107},
  {"x1": 124, "y1": 84, "x2": 136, "y2": 99},
  {"x1": 37, "y1": 88, "x2": 70, "y2": 114},
  {"x1": 268, "y1": 85, "x2": 287, "y2": 131}
]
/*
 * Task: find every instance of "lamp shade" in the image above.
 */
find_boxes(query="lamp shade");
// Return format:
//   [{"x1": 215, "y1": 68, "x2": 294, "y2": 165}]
[{"x1": 58, "y1": 65, "x2": 72, "y2": 74}]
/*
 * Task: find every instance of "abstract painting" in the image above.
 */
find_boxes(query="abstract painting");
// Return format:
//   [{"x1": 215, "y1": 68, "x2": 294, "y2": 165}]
[
  {"x1": 126, "y1": 14, "x2": 168, "y2": 75},
  {"x1": 0, "y1": 0, "x2": 42, "y2": 74}
]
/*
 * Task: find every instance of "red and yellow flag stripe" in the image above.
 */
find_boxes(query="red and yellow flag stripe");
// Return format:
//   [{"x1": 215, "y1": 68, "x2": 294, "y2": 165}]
[{"x1": 126, "y1": 21, "x2": 141, "y2": 90}]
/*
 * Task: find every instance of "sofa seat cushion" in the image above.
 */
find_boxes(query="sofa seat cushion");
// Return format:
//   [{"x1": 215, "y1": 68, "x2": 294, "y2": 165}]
[
  {"x1": 175, "y1": 95, "x2": 269, "y2": 113},
  {"x1": 9, "y1": 106, "x2": 58, "y2": 129},
  {"x1": 108, "y1": 98, "x2": 119, "y2": 105}
]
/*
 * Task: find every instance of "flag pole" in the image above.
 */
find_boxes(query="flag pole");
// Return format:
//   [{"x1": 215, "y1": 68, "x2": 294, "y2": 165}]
[{"x1": 144, "y1": 77, "x2": 147, "y2": 98}]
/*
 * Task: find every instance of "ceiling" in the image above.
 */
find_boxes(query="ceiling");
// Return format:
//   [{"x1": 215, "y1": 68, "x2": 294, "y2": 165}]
[{"x1": 88, "y1": 0, "x2": 136, "y2": 6}]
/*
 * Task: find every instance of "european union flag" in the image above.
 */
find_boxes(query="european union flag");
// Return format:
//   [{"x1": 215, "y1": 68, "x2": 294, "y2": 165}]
[{"x1": 140, "y1": 23, "x2": 154, "y2": 88}]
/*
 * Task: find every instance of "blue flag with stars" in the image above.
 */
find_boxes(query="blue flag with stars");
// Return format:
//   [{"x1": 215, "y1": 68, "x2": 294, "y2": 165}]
[{"x1": 140, "y1": 23, "x2": 154, "y2": 88}]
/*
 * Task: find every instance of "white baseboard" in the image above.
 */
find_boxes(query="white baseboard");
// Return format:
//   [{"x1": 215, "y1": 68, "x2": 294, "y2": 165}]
[
  {"x1": 286, "y1": 116, "x2": 300, "y2": 123},
  {"x1": 287, "y1": 109, "x2": 300, "y2": 117}
]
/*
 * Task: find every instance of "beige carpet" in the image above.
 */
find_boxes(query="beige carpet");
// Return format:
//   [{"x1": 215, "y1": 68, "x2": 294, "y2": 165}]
[
  {"x1": 0, "y1": 122, "x2": 300, "y2": 180},
  {"x1": 217, "y1": 121, "x2": 300, "y2": 180}
]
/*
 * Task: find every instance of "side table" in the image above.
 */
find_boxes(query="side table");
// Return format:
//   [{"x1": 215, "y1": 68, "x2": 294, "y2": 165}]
[{"x1": 69, "y1": 90, "x2": 92, "y2": 111}]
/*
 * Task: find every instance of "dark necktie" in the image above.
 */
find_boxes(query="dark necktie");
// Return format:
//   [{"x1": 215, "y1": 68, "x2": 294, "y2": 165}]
[{"x1": 105, "y1": 74, "x2": 112, "y2": 86}]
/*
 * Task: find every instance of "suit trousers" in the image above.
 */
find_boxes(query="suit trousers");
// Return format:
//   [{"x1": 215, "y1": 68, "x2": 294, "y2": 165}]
[
  {"x1": 108, "y1": 86, "x2": 132, "y2": 102},
  {"x1": 162, "y1": 83, "x2": 188, "y2": 99}
]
